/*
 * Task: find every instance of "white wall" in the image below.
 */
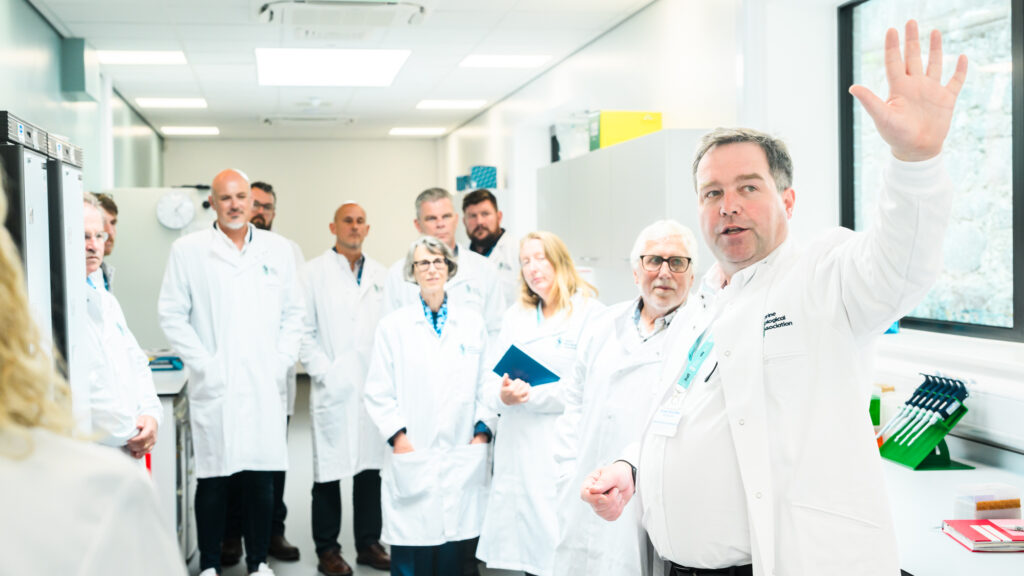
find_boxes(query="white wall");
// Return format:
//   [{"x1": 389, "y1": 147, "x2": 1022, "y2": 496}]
[
  {"x1": 163, "y1": 139, "x2": 438, "y2": 265},
  {"x1": 439, "y1": 0, "x2": 740, "y2": 245}
]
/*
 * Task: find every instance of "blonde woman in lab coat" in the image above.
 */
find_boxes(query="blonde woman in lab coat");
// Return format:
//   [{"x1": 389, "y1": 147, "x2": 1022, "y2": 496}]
[
  {"x1": 364, "y1": 236, "x2": 493, "y2": 576},
  {"x1": 476, "y1": 231, "x2": 604, "y2": 576},
  {"x1": 0, "y1": 172, "x2": 184, "y2": 575}
]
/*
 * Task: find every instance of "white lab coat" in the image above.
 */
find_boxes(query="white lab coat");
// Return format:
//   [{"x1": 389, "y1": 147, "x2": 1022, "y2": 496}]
[
  {"x1": 300, "y1": 250, "x2": 388, "y2": 482},
  {"x1": 637, "y1": 156, "x2": 953, "y2": 576},
  {"x1": 551, "y1": 299, "x2": 681, "y2": 576},
  {"x1": 383, "y1": 244, "x2": 506, "y2": 336},
  {"x1": 485, "y1": 230, "x2": 521, "y2": 306},
  {"x1": 285, "y1": 239, "x2": 305, "y2": 417},
  {"x1": 0, "y1": 428, "x2": 186, "y2": 576},
  {"x1": 81, "y1": 281, "x2": 162, "y2": 447},
  {"x1": 364, "y1": 302, "x2": 493, "y2": 546},
  {"x1": 158, "y1": 224, "x2": 305, "y2": 478},
  {"x1": 476, "y1": 295, "x2": 604, "y2": 576}
]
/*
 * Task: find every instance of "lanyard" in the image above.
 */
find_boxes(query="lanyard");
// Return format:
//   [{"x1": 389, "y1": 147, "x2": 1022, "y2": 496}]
[{"x1": 676, "y1": 326, "x2": 714, "y2": 391}]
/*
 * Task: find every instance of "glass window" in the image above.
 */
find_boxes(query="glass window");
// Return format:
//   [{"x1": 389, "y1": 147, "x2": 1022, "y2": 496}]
[{"x1": 840, "y1": 0, "x2": 1021, "y2": 339}]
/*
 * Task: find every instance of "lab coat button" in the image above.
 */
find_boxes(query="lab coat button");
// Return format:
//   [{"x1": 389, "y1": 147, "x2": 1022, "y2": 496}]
[
  {"x1": 724, "y1": 350, "x2": 731, "y2": 357},
  {"x1": 738, "y1": 418, "x2": 745, "y2": 426},
  {"x1": 755, "y1": 491, "x2": 763, "y2": 499}
]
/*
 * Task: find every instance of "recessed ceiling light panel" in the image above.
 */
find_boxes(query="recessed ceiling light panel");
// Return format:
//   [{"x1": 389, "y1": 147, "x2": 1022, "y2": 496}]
[
  {"x1": 389, "y1": 127, "x2": 446, "y2": 136},
  {"x1": 416, "y1": 99, "x2": 487, "y2": 110},
  {"x1": 160, "y1": 126, "x2": 220, "y2": 136},
  {"x1": 97, "y1": 50, "x2": 187, "y2": 65},
  {"x1": 459, "y1": 54, "x2": 550, "y2": 69},
  {"x1": 136, "y1": 98, "x2": 208, "y2": 109},
  {"x1": 255, "y1": 48, "x2": 411, "y2": 87}
]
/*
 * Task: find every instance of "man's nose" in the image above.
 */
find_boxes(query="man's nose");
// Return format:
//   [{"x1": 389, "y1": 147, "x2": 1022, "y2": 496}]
[{"x1": 720, "y1": 189, "x2": 741, "y2": 215}]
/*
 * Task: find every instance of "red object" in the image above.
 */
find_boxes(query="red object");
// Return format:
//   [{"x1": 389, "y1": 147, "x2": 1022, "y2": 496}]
[
  {"x1": 943, "y1": 519, "x2": 1024, "y2": 552},
  {"x1": 145, "y1": 452, "x2": 152, "y2": 474}
]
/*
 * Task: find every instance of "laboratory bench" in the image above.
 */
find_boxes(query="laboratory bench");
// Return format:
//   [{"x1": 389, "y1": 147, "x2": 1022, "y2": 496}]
[
  {"x1": 151, "y1": 368, "x2": 196, "y2": 563},
  {"x1": 886, "y1": 436, "x2": 1024, "y2": 575}
]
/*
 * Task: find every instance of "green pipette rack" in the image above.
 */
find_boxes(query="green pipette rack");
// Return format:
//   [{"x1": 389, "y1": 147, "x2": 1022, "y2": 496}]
[{"x1": 880, "y1": 404, "x2": 973, "y2": 471}]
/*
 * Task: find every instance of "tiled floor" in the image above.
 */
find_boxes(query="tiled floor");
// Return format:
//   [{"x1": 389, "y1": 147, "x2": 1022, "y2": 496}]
[{"x1": 188, "y1": 376, "x2": 521, "y2": 576}]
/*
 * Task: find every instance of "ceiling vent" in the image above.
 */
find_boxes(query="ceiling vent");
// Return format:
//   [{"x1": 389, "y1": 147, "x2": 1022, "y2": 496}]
[
  {"x1": 261, "y1": 115, "x2": 356, "y2": 127},
  {"x1": 258, "y1": 1, "x2": 430, "y2": 32}
]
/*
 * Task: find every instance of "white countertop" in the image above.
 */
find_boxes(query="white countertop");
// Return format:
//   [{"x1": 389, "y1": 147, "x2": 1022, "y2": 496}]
[
  {"x1": 885, "y1": 444, "x2": 1024, "y2": 575},
  {"x1": 152, "y1": 368, "x2": 188, "y2": 396}
]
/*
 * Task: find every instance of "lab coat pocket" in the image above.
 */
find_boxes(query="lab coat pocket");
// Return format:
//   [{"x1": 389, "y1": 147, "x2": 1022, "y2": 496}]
[
  {"x1": 189, "y1": 354, "x2": 225, "y2": 402},
  {"x1": 318, "y1": 358, "x2": 357, "y2": 409},
  {"x1": 387, "y1": 450, "x2": 435, "y2": 501},
  {"x1": 786, "y1": 501, "x2": 886, "y2": 574},
  {"x1": 443, "y1": 443, "x2": 490, "y2": 493}
]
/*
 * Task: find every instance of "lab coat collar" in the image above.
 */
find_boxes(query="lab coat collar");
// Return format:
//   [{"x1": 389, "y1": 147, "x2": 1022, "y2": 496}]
[
  {"x1": 700, "y1": 238, "x2": 793, "y2": 298},
  {"x1": 212, "y1": 221, "x2": 254, "y2": 252}
]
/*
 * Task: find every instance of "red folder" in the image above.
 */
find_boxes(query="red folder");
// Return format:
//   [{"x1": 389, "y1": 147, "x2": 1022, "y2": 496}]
[{"x1": 943, "y1": 519, "x2": 1024, "y2": 552}]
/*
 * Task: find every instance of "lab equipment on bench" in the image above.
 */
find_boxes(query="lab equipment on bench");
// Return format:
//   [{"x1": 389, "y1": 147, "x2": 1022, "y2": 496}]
[
  {"x1": 953, "y1": 484, "x2": 1022, "y2": 520},
  {"x1": 879, "y1": 374, "x2": 973, "y2": 471}
]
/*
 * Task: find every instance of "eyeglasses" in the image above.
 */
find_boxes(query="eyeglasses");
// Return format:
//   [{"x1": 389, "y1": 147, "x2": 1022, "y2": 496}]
[
  {"x1": 413, "y1": 258, "x2": 448, "y2": 271},
  {"x1": 640, "y1": 255, "x2": 692, "y2": 273},
  {"x1": 84, "y1": 232, "x2": 109, "y2": 243}
]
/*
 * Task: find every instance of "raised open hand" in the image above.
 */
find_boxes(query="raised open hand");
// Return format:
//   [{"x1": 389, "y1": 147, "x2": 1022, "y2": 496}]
[{"x1": 849, "y1": 19, "x2": 968, "y2": 162}]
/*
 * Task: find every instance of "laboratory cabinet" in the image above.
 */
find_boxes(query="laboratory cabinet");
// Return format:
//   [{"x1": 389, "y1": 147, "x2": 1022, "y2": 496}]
[{"x1": 537, "y1": 129, "x2": 710, "y2": 303}]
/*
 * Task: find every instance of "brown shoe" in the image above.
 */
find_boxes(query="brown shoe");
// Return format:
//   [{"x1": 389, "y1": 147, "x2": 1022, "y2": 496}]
[
  {"x1": 268, "y1": 533, "x2": 300, "y2": 561},
  {"x1": 221, "y1": 536, "x2": 242, "y2": 567},
  {"x1": 317, "y1": 549, "x2": 353, "y2": 576},
  {"x1": 356, "y1": 542, "x2": 391, "y2": 571}
]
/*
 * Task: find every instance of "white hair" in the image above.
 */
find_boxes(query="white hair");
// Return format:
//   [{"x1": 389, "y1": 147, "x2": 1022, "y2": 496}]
[{"x1": 629, "y1": 220, "x2": 699, "y2": 272}]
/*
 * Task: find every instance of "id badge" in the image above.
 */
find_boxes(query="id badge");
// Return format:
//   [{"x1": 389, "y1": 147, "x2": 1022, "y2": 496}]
[{"x1": 650, "y1": 389, "x2": 685, "y2": 437}]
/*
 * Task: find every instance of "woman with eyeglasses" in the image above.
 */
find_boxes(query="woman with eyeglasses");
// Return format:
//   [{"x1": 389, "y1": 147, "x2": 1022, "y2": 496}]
[
  {"x1": 476, "y1": 231, "x2": 604, "y2": 576},
  {"x1": 364, "y1": 236, "x2": 493, "y2": 576},
  {"x1": 0, "y1": 171, "x2": 185, "y2": 574}
]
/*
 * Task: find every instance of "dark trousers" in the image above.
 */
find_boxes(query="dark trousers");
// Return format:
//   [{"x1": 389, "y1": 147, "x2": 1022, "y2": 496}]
[
  {"x1": 196, "y1": 471, "x2": 274, "y2": 573},
  {"x1": 390, "y1": 541, "x2": 461, "y2": 576},
  {"x1": 311, "y1": 469, "x2": 384, "y2": 554},
  {"x1": 226, "y1": 418, "x2": 290, "y2": 540}
]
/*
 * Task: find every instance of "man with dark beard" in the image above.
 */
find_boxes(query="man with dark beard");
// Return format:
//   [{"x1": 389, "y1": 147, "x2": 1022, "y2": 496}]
[
  {"x1": 463, "y1": 189, "x2": 519, "y2": 305},
  {"x1": 250, "y1": 181, "x2": 277, "y2": 231}
]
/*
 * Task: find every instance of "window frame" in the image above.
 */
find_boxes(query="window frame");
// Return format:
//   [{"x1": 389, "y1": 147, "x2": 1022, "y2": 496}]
[{"x1": 838, "y1": 0, "x2": 1024, "y2": 342}]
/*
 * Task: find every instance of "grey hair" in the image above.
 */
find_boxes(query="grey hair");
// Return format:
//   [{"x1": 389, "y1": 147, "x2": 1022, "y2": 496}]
[
  {"x1": 629, "y1": 220, "x2": 699, "y2": 272},
  {"x1": 83, "y1": 192, "x2": 102, "y2": 210},
  {"x1": 414, "y1": 187, "x2": 453, "y2": 219},
  {"x1": 691, "y1": 127, "x2": 793, "y2": 193},
  {"x1": 403, "y1": 236, "x2": 458, "y2": 283}
]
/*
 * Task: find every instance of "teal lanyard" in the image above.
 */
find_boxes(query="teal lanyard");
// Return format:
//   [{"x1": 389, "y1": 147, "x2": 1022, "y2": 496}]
[{"x1": 676, "y1": 327, "x2": 714, "y2": 390}]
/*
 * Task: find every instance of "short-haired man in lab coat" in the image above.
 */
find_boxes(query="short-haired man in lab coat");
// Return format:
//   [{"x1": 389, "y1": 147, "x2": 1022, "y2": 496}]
[
  {"x1": 581, "y1": 21, "x2": 968, "y2": 576},
  {"x1": 383, "y1": 187, "x2": 506, "y2": 337},
  {"x1": 94, "y1": 192, "x2": 118, "y2": 290},
  {"x1": 463, "y1": 189, "x2": 519, "y2": 305},
  {"x1": 301, "y1": 202, "x2": 391, "y2": 575},
  {"x1": 159, "y1": 169, "x2": 305, "y2": 576},
  {"x1": 552, "y1": 220, "x2": 697, "y2": 576},
  {"x1": 219, "y1": 180, "x2": 305, "y2": 567},
  {"x1": 81, "y1": 192, "x2": 161, "y2": 457}
]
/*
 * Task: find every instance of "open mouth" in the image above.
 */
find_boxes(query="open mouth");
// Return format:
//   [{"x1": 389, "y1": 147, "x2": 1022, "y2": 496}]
[{"x1": 722, "y1": 226, "x2": 747, "y2": 236}]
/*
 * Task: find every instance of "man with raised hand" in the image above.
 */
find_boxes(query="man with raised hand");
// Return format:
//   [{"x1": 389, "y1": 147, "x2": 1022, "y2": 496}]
[{"x1": 581, "y1": 21, "x2": 967, "y2": 576}]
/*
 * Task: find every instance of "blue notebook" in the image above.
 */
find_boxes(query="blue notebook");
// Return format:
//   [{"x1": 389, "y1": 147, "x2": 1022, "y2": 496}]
[{"x1": 492, "y1": 345, "x2": 559, "y2": 386}]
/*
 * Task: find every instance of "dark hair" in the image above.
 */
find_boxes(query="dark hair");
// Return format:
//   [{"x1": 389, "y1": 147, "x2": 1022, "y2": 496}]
[
  {"x1": 251, "y1": 181, "x2": 276, "y2": 201},
  {"x1": 95, "y1": 193, "x2": 118, "y2": 215},
  {"x1": 691, "y1": 127, "x2": 793, "y2": 192},
  {"x1": 462, "y1": 188, "x2": 498, "y2": 213}
]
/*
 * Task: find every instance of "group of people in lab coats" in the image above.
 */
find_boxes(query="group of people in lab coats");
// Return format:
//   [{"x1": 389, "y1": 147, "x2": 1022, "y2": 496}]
[{"x1": 0, "y1": 18, "x2": 969, "y2": 576}]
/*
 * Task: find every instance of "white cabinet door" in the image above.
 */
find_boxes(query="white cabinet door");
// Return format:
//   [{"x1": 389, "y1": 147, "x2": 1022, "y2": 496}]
[
  {"x1": 609, "y1": 131, "x2": 668, "y2": 265},
  {"x1": 536, "y1": 160, "x2": 572, "y2": 245},
  {"x1": 569, "y1": 148, "x2": 610, "y2": 265}
]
